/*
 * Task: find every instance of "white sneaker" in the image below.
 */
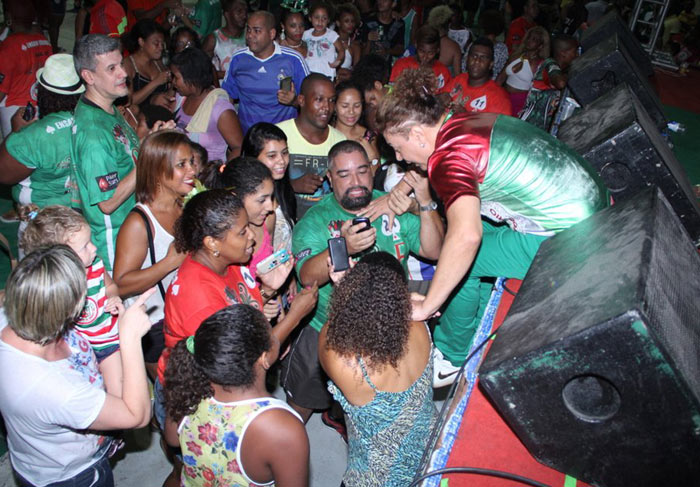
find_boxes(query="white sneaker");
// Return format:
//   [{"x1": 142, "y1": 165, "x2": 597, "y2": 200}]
[{"x1": 432, "y1": 347, "x2": 461, "y2": 388}]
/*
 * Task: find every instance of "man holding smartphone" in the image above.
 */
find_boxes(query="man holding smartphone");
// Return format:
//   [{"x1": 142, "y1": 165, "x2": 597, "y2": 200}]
[
  {"x1": 282, "y1": 140, "x2": 444, "y2": 431},
  {"x1": 222, "y1": 10, "x2": 309, "y2": 133}
]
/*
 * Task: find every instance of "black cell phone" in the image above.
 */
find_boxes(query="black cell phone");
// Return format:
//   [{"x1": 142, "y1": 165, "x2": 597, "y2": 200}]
[
  {"x1": 22, "y1": 102, "x2": 35, "y2": 121},
  {"x1": 328, "y1": 237, "x2": 349, "y2": 272},
  {"x1": 352, "y1": 217, "x2": 371, "y2": 232},
  {"x1": 279, "y1": 76, "x2": 293, "y2": 91}
]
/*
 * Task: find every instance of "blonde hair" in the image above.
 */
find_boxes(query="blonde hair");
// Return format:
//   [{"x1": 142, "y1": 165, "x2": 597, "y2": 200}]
[
  {"x1": 427, "y1": 5, "x2": 453, "y2": 31},
  {"x1": 515, "y1": 26, "x2": 551, "y2": 59},
  {"x1": 20, "y1": 205, "x2": 87, "y2": 255},
  {"x1": 5, "y1": 245, "x2": 87, "y2": 345},
  {"x1": 376, "y1": 68, "x2": 445, "y2": 136}
]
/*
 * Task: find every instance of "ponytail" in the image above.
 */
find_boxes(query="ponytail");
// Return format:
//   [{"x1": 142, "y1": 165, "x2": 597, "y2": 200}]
[{"x1": 164, "y1": 340, "x2": 213, "y2": 424}]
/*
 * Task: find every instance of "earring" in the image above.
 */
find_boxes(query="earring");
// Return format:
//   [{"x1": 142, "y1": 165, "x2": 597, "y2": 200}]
[
  {"x1": 213, "y1": 250, "x2": 220, "y2": 257},
  {"x1": 281, "y1": 27, "x2": 286, "y2": 40},
  {"x1": 420, "y1": 143, "x2": 426, "y2": 148}
]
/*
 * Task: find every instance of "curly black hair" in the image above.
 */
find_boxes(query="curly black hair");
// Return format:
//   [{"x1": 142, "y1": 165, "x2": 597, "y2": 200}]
[
  {"x1": 173, "y1": 188, "x2": 244, "y2": 253},
  {"x1": 170, "y1": 48, "x2": 213, "y2": 92},
  {"x1": 37, "y1": 85, "x2": 81, "y2": 118},
  {"x1": 164, "y1": 304, "x2": 271, "y2": 423},
  {"x1": 325, "y1": 252, "x2": 411, "y2": 371}
]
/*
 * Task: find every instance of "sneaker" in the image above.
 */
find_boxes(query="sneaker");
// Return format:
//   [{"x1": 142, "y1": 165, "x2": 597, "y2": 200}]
[
  {"x1": 321, "y1": 410, "x2": 348, "y2": 443},
  {"x1": 432, "y1": 347, "x2": 461, "y2": 388}
]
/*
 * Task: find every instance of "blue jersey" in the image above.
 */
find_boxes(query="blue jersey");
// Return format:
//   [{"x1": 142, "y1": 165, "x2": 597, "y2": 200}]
[{"x1": 222, "y1": 43, "x2": 309, "y2": 133}]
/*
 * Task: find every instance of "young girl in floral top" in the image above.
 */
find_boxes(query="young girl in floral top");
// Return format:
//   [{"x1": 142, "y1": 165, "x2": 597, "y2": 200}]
[{"x1": 163, "y1": 304, "x2": 311, "y2": 487}]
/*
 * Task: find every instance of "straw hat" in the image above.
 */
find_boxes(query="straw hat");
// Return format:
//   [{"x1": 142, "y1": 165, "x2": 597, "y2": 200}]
[{"x1": 36, "y1": 53, "x2": 85, "y2": 96}]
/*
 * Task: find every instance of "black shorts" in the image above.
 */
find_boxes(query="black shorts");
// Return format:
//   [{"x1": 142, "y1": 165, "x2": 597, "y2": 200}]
[{"x1": 280, "y1": 325, "x2": 333, "y2": 411}]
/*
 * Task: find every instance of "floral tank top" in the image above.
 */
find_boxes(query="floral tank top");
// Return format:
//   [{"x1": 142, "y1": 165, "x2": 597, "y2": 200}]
[{"x1": 179, "y1": 396, "x2": 302, "y2": 486}]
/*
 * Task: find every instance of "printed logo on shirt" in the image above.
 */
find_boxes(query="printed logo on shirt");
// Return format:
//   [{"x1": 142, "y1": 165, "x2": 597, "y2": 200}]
[
  {"x1": 470, "y1": 95, "x2": 487, "y2": 111},
  {"x1": 95, "y1": 171, "x2": 120, "y2": 192},
  {"x1": 295, "y1": 248, "x2": 312, "y2": 261},
  {"x1": 380, "y1": 214, "x2": 400, "y2": 236},
  {"x1": 258, "y1": 66, "x2": 267, "y2": 73},
  {"x1": 437, "y1": 73, "x2": 445, "y2": 89},
  {"x1": 113, "y1": 123, "x2": 129, "y2": 147},
  {"x1": 327, "y1": 219, "x2": 343, "y2": 238},
  {"x1": 241, "y1": 266, "x2": 256, "y2": 288},
  {"x1": 76, "y1": 296, "x2": 99, "y2": 325}
]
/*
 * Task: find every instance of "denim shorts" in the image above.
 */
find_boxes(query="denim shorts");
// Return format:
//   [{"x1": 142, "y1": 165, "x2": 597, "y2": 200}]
[{"x1": 15, "y1": 451, "x2": 113, "y2": 487}]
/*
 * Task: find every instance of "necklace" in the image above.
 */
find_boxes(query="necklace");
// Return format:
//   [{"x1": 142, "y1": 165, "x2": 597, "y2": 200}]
[{"x1": 286, "y1": 39, "x2": 303, "y2": 48}]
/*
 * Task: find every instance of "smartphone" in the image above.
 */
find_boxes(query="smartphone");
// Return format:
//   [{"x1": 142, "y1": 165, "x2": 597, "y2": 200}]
[
  {"x1": 328, "y1": 237, "x2": 349, "y2": 272},
  {"x1": 279, "y1": 76, "x2": 293, "y2": 92},
  {"x1": 352, "y1": 217, "x2": 371, "y2": 233},
  {"x1": 256, "y1": 247, "x2": 291, "y2": 275},
  {"x1": 22, "y1": 102, "x2": 35, "y2": 121}
]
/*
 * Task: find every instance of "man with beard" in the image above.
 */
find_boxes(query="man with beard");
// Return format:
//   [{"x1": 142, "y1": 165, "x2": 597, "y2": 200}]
[
  {"x1": 284, "y1": 140, "x2": 443, "y2": 427},
  {"x1": 277, "y1": 73, "x2": 346, "y2": 219}
]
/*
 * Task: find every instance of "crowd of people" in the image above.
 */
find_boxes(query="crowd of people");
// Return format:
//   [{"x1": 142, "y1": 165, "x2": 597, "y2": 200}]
[{"x1": 0, "y1": 0, "x2": 622, "y2": 484}]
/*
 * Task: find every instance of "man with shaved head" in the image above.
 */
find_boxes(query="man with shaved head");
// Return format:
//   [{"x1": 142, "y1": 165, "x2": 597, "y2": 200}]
[{"x1": 222, "y1": 9, "x2": 310, "y2": 133}]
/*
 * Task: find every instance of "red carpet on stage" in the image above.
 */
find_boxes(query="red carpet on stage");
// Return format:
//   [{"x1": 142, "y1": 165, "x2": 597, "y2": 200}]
[
  {"x1": 441, "y1": 280, "x2": 590, "y2": 487},
  {"x1": 651, "y1": 68, "x2": 700, "y2": 113}
]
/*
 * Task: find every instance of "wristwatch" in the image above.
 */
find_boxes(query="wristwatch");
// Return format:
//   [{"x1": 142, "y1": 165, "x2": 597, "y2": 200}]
[{"x1": 419, "y1": 200, "x2": 438, "y2": 212}]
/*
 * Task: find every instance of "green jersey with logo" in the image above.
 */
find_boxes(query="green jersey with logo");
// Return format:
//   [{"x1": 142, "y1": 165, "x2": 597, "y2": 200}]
[
  {"x1": 7, "y1": 111, "x2": 74, "y2": 208},
  {"x1": 70, "y1": 98, "x2": 139, "y2": 271},
  {"x1": 292, "y1": 190, "x2": 421, "y2": 332}
]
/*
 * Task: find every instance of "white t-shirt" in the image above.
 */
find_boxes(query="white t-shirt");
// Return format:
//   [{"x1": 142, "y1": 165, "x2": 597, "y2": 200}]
[
  {"x1": 0, "y1": 318, "x2": 108, "y2": 487},
  {"x1": 303, "y1": 28, "x2": 339, "y2": 78}
]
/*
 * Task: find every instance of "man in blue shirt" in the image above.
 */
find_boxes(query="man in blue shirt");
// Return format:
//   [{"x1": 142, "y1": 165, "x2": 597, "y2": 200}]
[{"x1": 222, "y1": 10, "x2": 309, "y2": 133}]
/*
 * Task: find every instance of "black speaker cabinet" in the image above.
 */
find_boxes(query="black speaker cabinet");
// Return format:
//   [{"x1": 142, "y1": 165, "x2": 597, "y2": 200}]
[
  {"x1": 580, "y1": 11, "x2": 654, "y2": 77},
  {"x1": 480, "y1": 188, "x2": 700, "y2": 487},
  {"x1": 558, "y1": 83, "x2": 700, "y2": 245},
  {"x1": 567, "y1": 35, "x2": 667, "y2": 130}
]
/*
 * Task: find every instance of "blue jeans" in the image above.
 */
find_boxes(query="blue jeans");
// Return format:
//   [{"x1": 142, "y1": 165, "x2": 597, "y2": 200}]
[{"x1": 16, "y1": 452, "x2": 113, "y2": 487}]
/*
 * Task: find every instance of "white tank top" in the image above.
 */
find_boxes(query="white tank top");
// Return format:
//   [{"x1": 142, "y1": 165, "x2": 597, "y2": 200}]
[
  {"x1": 505, "y1": 58, "x2": 534, "y2": 91},
  {"x1": 212, "y1": 28, "x2": 246, "y2": 73},
  {"x1": 127, "y1": 203, "x2": 177, "y2": 323}
]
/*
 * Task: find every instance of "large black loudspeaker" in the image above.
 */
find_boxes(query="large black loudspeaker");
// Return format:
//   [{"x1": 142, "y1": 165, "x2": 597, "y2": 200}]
[
  {"x1": 567, "y1": 35, "x2": 667, "y2": 130},
  {"x1": 579, "y1": 11, "x2": 654, "y2": 77},
  {"x1": 480, "y1": 188, "x2": 700, "y2": 487},
  {"x1": 558, "y1": 83, "x2": 700, "y2": 245}
]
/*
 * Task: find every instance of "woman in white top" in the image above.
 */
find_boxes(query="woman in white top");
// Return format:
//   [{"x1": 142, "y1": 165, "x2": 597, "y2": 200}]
[
  {"x1": 113, "y1": 131, "x2": 194, "y2": 377},
  {"x1": 336, "y1": 3, "x2": 363, "y2": 82},
  {"x1": 497, "y1": 26, "x2": 550, "y2": 116},
  {"x1": 0, "y1": 245, "x2": 153, "y2": 487}
]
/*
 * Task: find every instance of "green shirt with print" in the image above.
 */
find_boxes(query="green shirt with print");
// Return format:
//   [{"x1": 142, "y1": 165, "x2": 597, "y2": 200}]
[
  {"x1": 189, "y1": 0, "x2": 222, "y2": 38},
  {"x1": 7, "y1": 111, "x2": 75, "y2": 208},
  {"x1": 70, "y1": 98, "x2": 139, "y2": 271},
  {"x1": 292, "y1": 190, "x2": 421, "y2": 332}
]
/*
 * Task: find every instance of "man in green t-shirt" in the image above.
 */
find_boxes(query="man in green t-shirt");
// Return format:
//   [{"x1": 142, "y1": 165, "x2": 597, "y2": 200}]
[
  {"x1": 70, "y1": 34, "x2": 142, "y2": 272},
  {"x1": 283, "y1": 140, "x2": 444, "y2": 425}
]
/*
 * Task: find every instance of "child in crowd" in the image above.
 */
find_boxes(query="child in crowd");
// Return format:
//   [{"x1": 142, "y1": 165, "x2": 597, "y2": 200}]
[
  {"x1": 303, "y1": 3, "x2": 345, "y2": 79},
  {"x1": 163, "y1": 304, "x2": 310, "y2": 487},
  {"x1": 20, "y1": 206, "x2": 124, "y2": 395}
]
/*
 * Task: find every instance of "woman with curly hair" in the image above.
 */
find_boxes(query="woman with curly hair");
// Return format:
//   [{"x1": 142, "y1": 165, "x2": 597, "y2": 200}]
[
  {"x1": 319, "y1": 252, "x2": 436, "y2": 487},
  {"x1": 163, "y1": 305, "x2": 310, "y2": 487}
]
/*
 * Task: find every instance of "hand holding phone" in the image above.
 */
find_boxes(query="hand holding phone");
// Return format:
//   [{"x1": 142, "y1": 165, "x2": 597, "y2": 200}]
[
  {"x1": 279, "y1": 76, "x2": 293, "y2": 92},
  {"x1": 352, "y1": 217, "x2": 371, "y2": 233},
  {"x1": 328, "y1": 237, "x2": 349, "y2": 272},
  {"x1": 256, "y1": 248, "x2": 291, "y2": 275}
]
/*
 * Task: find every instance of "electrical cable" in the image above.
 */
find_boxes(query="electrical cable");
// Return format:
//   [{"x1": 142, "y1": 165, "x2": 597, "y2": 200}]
[{"x1": 408, "y1": 466, "x2": 554, "y2": 487}]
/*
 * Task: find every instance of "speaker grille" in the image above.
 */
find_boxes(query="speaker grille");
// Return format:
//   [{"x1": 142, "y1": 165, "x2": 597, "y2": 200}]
[{"x1": 644, "y1": 195, "x2": 700, "y2": 401}]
